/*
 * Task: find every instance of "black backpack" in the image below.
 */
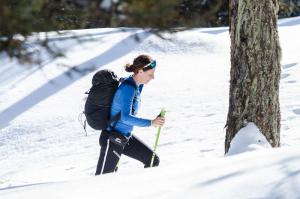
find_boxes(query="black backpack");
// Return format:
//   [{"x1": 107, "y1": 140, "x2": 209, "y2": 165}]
[{"x1": 83, "y1": 69, "x2": 136, "y2": 131}]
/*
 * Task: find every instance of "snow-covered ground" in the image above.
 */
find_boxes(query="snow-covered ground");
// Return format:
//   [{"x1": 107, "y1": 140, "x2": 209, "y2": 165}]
[{"x1": 0, "y1": 16, "x2": 300, "y2": 199}]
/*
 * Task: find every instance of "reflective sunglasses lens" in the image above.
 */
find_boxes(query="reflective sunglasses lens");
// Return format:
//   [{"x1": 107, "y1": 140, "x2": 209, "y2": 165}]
[{"x1": 150, "y1": 60, "x2": 156, "y2": 68}]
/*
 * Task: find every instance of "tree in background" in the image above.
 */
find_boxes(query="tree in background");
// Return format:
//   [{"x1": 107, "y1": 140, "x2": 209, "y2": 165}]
[
  {"x1": 0, "y1": 0, "x2": 88, "y2": 63},
  {"x1": 0, "y1": 0, "x2": 296, "y2": 64},
  {"x1": 120, "y1": 0, "x2": 226, "y2": 29},
  {"x1": 279, "y1": 0, "x2": 300, "y2": 17},
  {"x1": 0, "y1": 0, "x2": 226, "y2": 63},
  {"x1": 225, "y1": 0, "x2": 281, "y2": 153}
]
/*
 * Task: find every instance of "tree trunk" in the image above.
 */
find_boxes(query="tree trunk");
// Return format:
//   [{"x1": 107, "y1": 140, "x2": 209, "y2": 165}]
[{"x1": 225, "y1": 0, "x2": 281, "y2": 153}]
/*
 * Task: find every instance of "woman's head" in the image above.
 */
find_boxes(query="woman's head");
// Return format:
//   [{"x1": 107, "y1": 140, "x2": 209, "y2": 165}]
[{"x1": 125, "y1": 54, "x2": 156, "y2": 84}]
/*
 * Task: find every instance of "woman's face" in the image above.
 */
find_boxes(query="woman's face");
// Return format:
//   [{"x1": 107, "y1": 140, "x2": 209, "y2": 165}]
[{"x1": 139, "y1": 68, "x2": 156, "y2": 84}]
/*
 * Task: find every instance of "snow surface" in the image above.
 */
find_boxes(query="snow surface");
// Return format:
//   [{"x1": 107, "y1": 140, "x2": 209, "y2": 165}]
[
  {"x1": 1, "y1": 16, "x2": 300, "y2": 199},
  {"x1": 226, "y1": 122, "x2": 271, "y2": 156}
]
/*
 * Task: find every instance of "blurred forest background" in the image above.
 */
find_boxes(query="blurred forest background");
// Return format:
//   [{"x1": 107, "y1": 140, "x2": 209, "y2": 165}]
[{"x1": 1, "y1": 0, "x2": 299, "y2": 63}]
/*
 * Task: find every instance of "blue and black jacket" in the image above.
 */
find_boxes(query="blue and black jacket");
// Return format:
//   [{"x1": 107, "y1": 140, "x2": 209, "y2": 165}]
[{"x1": 108, "y1": 76, "x2": 151, "y2": 137}]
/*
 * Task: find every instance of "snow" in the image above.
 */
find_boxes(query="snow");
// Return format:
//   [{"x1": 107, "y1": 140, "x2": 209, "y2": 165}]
[
  {"x1": 1, "y1": 16, "x2": 300, "y2": 198},
  {"x1": 226, "y1": 122, "x2": 271, "y2": 156},
  {"x1": 1, "y1": 148, "x2": 300, "y2": 199}
]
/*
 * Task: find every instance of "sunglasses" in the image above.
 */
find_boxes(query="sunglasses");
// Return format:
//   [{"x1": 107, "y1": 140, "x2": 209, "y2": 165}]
[{"x1": 143, "y1": 60, "x2": 156, "y2": 70}]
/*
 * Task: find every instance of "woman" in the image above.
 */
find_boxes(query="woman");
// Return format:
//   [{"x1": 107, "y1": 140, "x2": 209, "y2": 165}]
[{"x1": 95, "y1": 54, "x2": 165, "y2": 175}]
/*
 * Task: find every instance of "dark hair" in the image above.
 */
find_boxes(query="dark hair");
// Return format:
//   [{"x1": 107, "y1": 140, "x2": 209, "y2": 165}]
[{"x1": 125, "y1": 54, "x2": 152, "y2": 73}]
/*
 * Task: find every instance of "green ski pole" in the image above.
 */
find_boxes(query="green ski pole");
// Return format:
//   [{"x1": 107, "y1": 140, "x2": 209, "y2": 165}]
[{"x1": 150, "y1": 108, "x2": 166, "y2": 167}]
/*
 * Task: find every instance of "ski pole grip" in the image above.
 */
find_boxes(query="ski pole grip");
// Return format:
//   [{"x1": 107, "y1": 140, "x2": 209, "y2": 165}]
[{"x1": 159, "y1": 108, "x2": 166, "y2": 118}]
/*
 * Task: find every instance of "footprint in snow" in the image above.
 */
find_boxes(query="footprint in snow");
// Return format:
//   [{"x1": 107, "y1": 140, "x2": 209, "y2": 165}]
[
  {"x1": 185, "y1": 114, "x2": 195, "y2": 118},
  {"x1": 200, "y1": 149, "x2": 215, "y2": 153},
  {"x1": 183, "y1": 138, "x2": 194, "y2": 142},
  {"x1": 159, "y1": 141, "x2": 177, "y2": 147},
  {"x1": 281, "y1": 73, "x2": 290, "y2": 79},
  {"x1": 292, "y1": 108, "x2": 300, "y2": 115},
  {"x1": 65, "y1": 167, "x2": 75, "y2": 171},
  {"x1": 283, "y1": 62, "x2": 298, "y2": 70},
  {"x1": 204, "y1": 113, "x2": 215, "y2": 117},
  {"x1": 287, "y1": 80, "x2": 297, "y2": 84}
]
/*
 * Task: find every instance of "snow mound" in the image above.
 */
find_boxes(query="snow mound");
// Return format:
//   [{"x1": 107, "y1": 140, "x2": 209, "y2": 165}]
[{"x1": 227, "y1": 122, "x2": 271, "y2": 156}]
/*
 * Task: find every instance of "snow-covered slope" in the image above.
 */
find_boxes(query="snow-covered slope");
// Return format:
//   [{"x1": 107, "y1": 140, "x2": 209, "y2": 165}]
[
  {"x1": 0, "y1": 16, "x2": 300, "y2": 198},
  {"x1": 1, "y1": 147, "x2": 300, "y2": 199}
]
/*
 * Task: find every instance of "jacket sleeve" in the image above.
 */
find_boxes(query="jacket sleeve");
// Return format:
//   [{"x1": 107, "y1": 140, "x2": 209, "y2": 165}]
[{"x1": 119, "y1": 84, "x2": 151, "y2": 127}]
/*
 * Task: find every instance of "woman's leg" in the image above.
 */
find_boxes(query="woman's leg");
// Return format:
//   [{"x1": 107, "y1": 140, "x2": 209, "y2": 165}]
[
  {"x1": 95, "y1": 131, "x2": 124, "y2": 175},
  {"x1": 123, "y1": 134, "x2": 160, "y2": 168}
]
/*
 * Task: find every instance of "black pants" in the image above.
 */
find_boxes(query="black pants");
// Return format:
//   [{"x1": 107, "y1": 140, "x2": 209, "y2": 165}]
[{"x1": 95, "y1": 131, "x2": 160, "y2": 175}]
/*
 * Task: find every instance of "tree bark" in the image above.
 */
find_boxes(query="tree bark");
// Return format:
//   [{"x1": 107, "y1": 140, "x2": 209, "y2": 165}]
[{"x1": 225, "y1": 0, "x2": 281, "y2": 153}]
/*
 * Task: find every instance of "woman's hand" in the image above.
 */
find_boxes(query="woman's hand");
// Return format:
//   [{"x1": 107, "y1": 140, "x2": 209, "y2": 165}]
[{"x1": 151, "y1": 116, "x2": 165, "y2": 127}]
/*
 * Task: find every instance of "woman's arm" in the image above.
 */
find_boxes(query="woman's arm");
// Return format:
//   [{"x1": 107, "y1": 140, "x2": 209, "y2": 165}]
[{"x1": 120, "y1": 84, "x2": 151, "y2": 127}]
